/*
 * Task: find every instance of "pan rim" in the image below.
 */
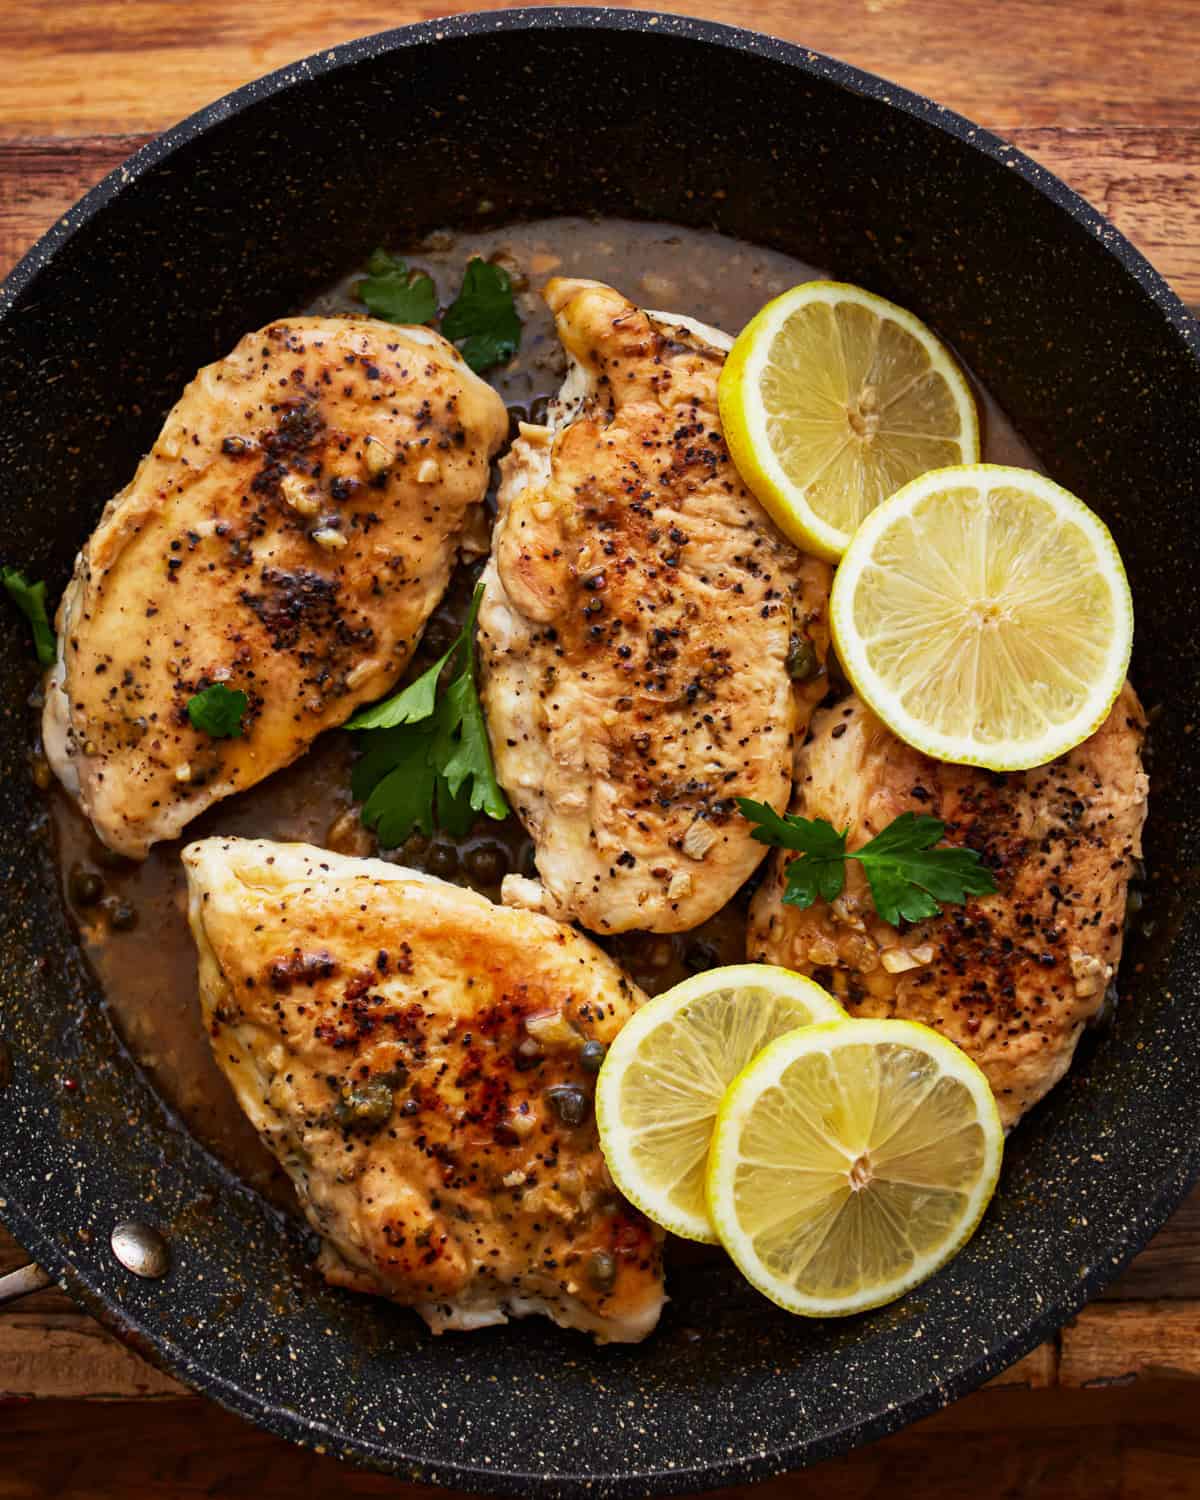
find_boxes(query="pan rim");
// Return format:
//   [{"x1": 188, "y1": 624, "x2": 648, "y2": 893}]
[
  {"x1": 2, "y1": 9, "x2": 1198, "y2": 1495},
  {"x1": 1, "y1": 7, "x2": 1197, "y2": 358}
]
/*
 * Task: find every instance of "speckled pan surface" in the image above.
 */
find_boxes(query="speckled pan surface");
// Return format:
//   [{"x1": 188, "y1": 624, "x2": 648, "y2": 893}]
[{"x1": 1, "y1": 8, "x2": 1198, "y2": 1495}]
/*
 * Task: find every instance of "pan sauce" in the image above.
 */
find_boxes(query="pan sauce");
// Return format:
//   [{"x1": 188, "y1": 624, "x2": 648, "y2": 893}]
[{"x1": 47, "y1": 215, "x2": 1040, "y2": 1209}]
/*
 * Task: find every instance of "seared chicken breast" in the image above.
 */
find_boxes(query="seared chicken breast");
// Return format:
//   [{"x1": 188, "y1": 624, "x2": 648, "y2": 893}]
[
  {"x1": 748, "y1": 686, "x2": 1148, "y2": 1126},
  {"x1": 183, "y1": 838, "x2": 664, "y2": 1342},
  {"x1": 45, "y1": 317, "x2": 507, "y2": 857},
  {"x1": 479, "y1": 278, "x2": 832, "y2": 934}
]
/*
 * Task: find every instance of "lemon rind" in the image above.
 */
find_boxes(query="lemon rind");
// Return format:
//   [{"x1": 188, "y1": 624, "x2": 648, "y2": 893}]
[
  {"x1": 595, "y1": 966, "x2": 844, "y2": 1244},
  {"x1": 829, "y1": 462, "x2": 1134, "y2": 773},
  {"x1": 706, "y1": 1017, "x2": 1004, "y2": 1318},
  {"x1": 718, "y1": 280, "x2": 980, "y2": 562}
]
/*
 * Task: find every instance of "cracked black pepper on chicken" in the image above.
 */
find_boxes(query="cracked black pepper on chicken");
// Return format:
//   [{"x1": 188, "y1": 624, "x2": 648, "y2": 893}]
[
  {"x1": 44, "y1": 317, "x2": 507, "y2": 857},
  {"x1": 31, "y1": 217, "x2": 1138, "y2": 1345}
]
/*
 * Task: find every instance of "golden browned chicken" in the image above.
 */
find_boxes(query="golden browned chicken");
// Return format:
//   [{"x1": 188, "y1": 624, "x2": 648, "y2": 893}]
[
  {"x1": 45, "y1": 317, "x2": 507, "y2": 857},
  {"x1": 183, "y1": 837, "x2": 664, "y2": 1342},
  {"x1": 748, "y1": 686, "x2": 1148, "y2": 1126},
  {"x1": 479, "y1": 278, "x2": 832, "y2": 934}
]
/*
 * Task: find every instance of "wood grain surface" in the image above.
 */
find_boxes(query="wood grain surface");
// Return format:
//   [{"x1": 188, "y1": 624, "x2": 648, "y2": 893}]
[
  {"x1": 3, "y1": 1384, "x2": 1199, "y2": 1500},
  {"x1": 2, "y1": 2, "x2": 1198, "y2": 1496},
  {"x1": 1, "y1": 0, "x2": 1196, "y2": 133}
]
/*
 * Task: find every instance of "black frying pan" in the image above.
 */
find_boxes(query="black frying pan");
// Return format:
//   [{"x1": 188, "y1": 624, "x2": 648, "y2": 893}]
[{"x1": 1, "y1": 10, "x2": 1198, "y2": 1496}]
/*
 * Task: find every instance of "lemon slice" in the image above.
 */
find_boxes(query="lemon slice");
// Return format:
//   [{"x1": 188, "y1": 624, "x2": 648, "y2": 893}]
[
  {"x1": 596, "y1": 965, "x2": 844, "y2": 1243},
  {"x1": 830, "y1": 463, "x2": 1133, "y2": 771},
  {"x1": 707, "y1": 1018, "x2": 1003, "y2": 1317},
  {"x1": 718, "y1": 281, "x2": 979, "y2": 561}
]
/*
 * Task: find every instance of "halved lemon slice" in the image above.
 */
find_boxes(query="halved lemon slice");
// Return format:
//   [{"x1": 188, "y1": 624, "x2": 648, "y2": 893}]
[
  {"x1": 596, "y1": 965, "x2": 843, "y2": 1243},
  {"x1": 707, "y1": 1018, "x2": 1003, "y2": 1317},
  {"x1": 718, "y1": 281, "x2": 979, "y2": 561},
  {"x1": 830, "y1": 463, "x2": 1133, "y2": 771}
]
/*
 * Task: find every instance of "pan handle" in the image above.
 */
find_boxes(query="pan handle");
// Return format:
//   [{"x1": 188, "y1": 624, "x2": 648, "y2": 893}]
[{"x1": 0, "y1": 1261, "x2": 54, "y2": 1308}]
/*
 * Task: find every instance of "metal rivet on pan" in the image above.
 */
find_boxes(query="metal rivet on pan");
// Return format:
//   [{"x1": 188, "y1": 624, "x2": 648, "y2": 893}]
[{"x1": 110, "y1": 1221, "x2": 170, "y2": 1280}]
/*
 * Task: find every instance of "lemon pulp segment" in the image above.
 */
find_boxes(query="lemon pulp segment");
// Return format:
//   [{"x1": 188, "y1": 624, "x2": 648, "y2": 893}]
[
  {"x1": 719, "y1": 281, "x2": 979, "y2": 560},
  {"x1": 707, "y1": 1018, "x2": 1003, "y2": 1316},
  {"x1": 831, "y1": 464, "x2": 1133, "y2": 770},
  {"x1": 595, "y1": 965, "x2": 843, "y2": 1242}
]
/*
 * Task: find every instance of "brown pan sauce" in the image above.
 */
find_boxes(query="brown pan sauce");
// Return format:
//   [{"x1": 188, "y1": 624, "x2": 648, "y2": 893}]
[{"x1": 47, "y1": 216, "x2": 1040, "y2": 1211}]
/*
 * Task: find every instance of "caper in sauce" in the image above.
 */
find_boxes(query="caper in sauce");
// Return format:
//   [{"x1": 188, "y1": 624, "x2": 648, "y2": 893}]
[
  {"x1": 578, "y1": 1040, "x2": 606, "y2": 1074},
  {"x1": 69, "y1": 867, "x2": 104, "y2": 906},
  {"x1": 586, "y1": 1249, "x2": 617, "y2": 1290},
  {"x1": 786, "y1": 635, "x2": 819, "y2": 681},
  {"x1": 333, "y1": 1077, "x2": 395, "y2": 1131},
  {"x1": 546, "y1": 1084, "x2": 591, "y2": 1127},
  {"x1": 463, "y1": 840, "x2": 510, "y2": 885},
  {"x1": 425, "y1": 840, "x2": 459, "y2": 878}
]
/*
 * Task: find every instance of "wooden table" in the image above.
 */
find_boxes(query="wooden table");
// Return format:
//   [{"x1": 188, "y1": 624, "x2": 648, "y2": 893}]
[{"x1": 2, "y1": 3, "x2": 1198, "y2": 1495}]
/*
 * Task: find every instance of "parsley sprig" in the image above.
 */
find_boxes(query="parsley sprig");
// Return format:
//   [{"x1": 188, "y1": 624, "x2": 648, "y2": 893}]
[
  {"x1": 3, "y1": 567, "x2": 56, "y2": 667},
  {"x1": 738, "y1": 800, "x2": 998, "y2": 927},
  {"x1": 358, "y1": 250, "x2": 521, "y2": 374},
  {"x1": 347, "y1": 583, "x2": 508, "y2": 845},
  {"x1": 358, "y1": 249, "x2": 438, "y2": 326},
  {"x1": 440, "y1": 258, "x2": 522, "y2": 373},
  {"x1": 187, "y1": 683, "x2": 249, "y2": 739}
]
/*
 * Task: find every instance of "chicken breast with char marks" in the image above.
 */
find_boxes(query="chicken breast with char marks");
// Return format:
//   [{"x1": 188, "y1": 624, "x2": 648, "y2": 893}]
[
  {"x1": 183, "y1": 838, "x2": 663, "y2": 1343},
  {"x1": 45, "y1": 317, "x2": 507, "y2": 857},
  {"x1": 480, "y1": 278, "x2": 832, "y2": 934},
  {"x1": 748, "y1": 687, "x2": 1148, "y2": 1126}
]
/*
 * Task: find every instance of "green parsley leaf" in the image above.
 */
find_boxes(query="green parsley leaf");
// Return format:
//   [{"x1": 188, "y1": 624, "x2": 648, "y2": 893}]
[
  {"x1": 441, "y1": 258, "x2": 521, "y2": 373},
  {"x1": 187, "y1": 683, "x2": 249, "y2": 739},
  {"x1": 737, "y1": 800, "x2": 997, "y2": 927},
  {"x1": 358, "y1": 248, "x2": 437, "y2": 326},
  {"x1": 435, "y1": 772, "x2": 479, "y2": 840},
  {"x1": 344, "y1": 641, "x2": 456, "y2": 731},
  {"x1": 361, "y1": 732, "x2": 436, "y2": 846},
  {"x1": 351, "y1": 583, "x2": 509, "y2": 845},
  {"x1": 434, "y1": 668, "x2": 509, "y2": 820},
  {"x1": 351, "y1": 724, "x2": 412, "y2": 804},
  {"x1": 2, "y1": 567, "x2": 56, "y2": 667},
  {"x1": 852, "y1": 812, "x2": 999, "y2": 926},
  {"x1": 738, "y1": 799, "x2": 848, "y2": 908}
]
